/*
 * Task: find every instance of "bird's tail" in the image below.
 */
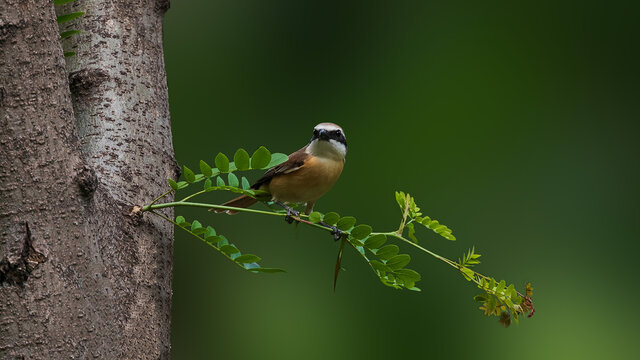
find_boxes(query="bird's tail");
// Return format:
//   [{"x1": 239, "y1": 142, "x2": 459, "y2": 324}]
[{"x1": 211, "y1": 195, "x2": 257, "y2": 214}]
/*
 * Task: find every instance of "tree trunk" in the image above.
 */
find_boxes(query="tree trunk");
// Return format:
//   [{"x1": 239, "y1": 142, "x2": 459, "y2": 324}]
[{"x1": 0, "y1": 0, "x2": 175, "y2": 358}]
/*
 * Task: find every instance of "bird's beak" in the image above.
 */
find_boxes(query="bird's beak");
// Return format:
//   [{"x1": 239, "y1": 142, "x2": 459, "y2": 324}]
[{"x1": 318, "y1": 129, "x2": 330, "y2": 141}]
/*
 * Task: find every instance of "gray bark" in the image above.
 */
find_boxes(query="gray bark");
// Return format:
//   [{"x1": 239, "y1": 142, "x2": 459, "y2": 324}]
[{"x1": 0, "y1": 0, "x2": 175, "y2": 358}]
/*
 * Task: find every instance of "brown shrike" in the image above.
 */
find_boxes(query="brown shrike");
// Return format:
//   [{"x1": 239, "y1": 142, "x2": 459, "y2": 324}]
[{"x1": 214, "y1": 123, "x2": 346, "y2": 218}]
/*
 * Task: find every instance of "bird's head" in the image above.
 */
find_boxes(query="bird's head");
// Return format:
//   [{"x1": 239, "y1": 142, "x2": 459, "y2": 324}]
[{"x1": 306, "y1": 123, "x2": 347, "y2": 161}]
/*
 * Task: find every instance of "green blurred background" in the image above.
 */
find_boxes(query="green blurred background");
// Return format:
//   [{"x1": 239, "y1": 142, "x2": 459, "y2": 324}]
[{"x1": 163, "y1": 1, "x2": 638, "y2": 359}]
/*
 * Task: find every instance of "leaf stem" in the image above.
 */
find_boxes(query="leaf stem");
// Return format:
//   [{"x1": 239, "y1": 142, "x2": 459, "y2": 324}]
[
  {"x1": 143, "y1": 201, "x2": 284, "y2": 216},
  {"x1": 148, "y1": 189, "x2": 174, "y2": 206},
  {"x1": 397, "y1": 198, "x2": 411, "y2": 235},
  {"x1": 145, "y1": 199, "x2": 474, "y2": 278},
  {"x1": 346, "y1": 240, "x2": 377, "y2": 274},
  {"x1": 144, "y1": 195, "x2": 491, "y2": 294},
  {"x1": 379, "y1": 231, "x2": 459, "y2": 269},
  {"x1": 147, "y1": 210, "x2": 249, "y2": 271},
  {"x1": 142, "y1": 201, "x2": 335, "y2": 234},
  {"x1": 179, "y1": 189, "x2": 206, "y2": 202},
  {"x1": 379, "y1": 231, "x2": 494, "y2": 288}
]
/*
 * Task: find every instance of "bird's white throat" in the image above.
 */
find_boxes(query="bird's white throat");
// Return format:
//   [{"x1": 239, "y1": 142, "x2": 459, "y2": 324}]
[{"x1": 306, "y1": 139, "x2": 347, "y2": 161}]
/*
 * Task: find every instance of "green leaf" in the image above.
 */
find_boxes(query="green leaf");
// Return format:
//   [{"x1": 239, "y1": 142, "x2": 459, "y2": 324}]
[
  {"x1": 408, "y1": 195, "x2": 421, "y2": 218},
  {"x1": 204, "y1": 178, "x2": 212, "y2": 190},
  {"x1": 383, "y1": 273, "x2": 397, "y2": 285},
  {"x1": 251, "y1": 146, "x2": 271, "y2": 169},
  {"x1": 371, "y1": 260, "x2": 391, "y2": 274},
  {"x1": 395, "y1": 268, "x2": 421, "y2": 282},
  {"x1": 220, "y1": 244, "x2": 240, "y2": 255},
  {"x1": 57, "y1": 11, "x2": 84, "y2": 23},
  {"x1": 511, "y1": 291, "x2": 523, "y2": 305},
  {"x1": 350, "y1": 239, "x2": 365, "y2": 247},
  {"x1": 175, "y1": 216, "x2": 185, "y2": 225},
  {"x1": 336, "y1": 216, "x2": 356, "y2": 230},
  {"x1": 350, "y1": 224, "x2": 372, "y2": 240},
  {"x1": 233, "y1": 148, "x2": 251, "y2": 171},
  {"x1": 407, "y1": 222, "x2": 417, "y2": 243},
  {"x1": 241, "y1": 176, "x2": 251, "y2": 190},
  {"x1": 244, "y1": 263, "x2": 260, "y2": 270},
  {"x1": 375, "y1": 245, "x2": 399, "y2": 260},
  {"x1": 204, "y1": 235, "x2": 220, "y2": 245},
  {"x1": 395, "y1": 191, "x2": 406, "y2": 210},
  {"x1": 202, "y1": 235, "x2": 222, "y2": 245},
  {"x1": 176, "y1": 181, "x2": 188, "y2": 189},
  {"x1": 417, "y1": 215, "x2": 456, "y2": 241},
  {"x1": 63, "y1": 51, "x2": 76, "y2": 58},
  {"x1": 386, "y1": 254, "x2": 410, "y2": 270},
  {"x1": 323, "y1": 212, "x2": 340, "y2": 226},
  {"x1": 217, "y1": 235, "x2": 229, "y2": 247},
  {"x1": 199, "y1": 160, "x2": 213, "y2": 177},
  {"x1": 191, "y1": 220, "x2": 205, "y2": 234},
  {"x1": 434, "y1": 225, "x2": 447, "y2": 234},
  {"x1": 60, "y1": 30, "x2": 81, "y2": 39},
  {"x1": 228, "y1": 172, "x2": 239, "y2": 187},
  {"x1": 168, "y1": 179, "x2": 179, "y2": 190},
  {"x1": 460, "y1": 267, "x2": 475, "y2": 281},
  {"x1": 215, "y1": 153, "x2": 230, "y2": 173},
  {"x1": 203, "y1": 226, "x2": 216, "y2": 239},
  {"x1": 364, "y1": 234, "x2": 387, "y2": 249},
  {"x1": 235, "y1": 254, "x2": 261, "y2": 263},
  {"x1": 504, "y1": 297, "x2": 514, "y2": 310},
  {"x1": 251, "y1": 267, "x2": 286, "y2": 273},
  {"x1": 308, "y1": 212, "x2": 323, "y2": 223},
  {"x1": 442, "y1": 233, "x2": 456, "y2": 241},
  {"x1": 489, "y1": 278, "x2": 496, "y2": 291},
  {"x1": 266, "y1": 153, "x2": 288, "y2": 168},
  {"x1": 216, "y1": 176, "x2": 225, "y2": 187},
  {"x1": 474, "y1": 294, "x2": 488, "y2": 302},
  {"x1": 183, "y1": 166, "x2": 196, "y2": 183},
  {"x1": 400, "y1": 279, "x2": 415, "y2": 289},
  {"x1": 458, "y1": 246, "x2": 481, "y2": 267},
  {"x1": 54, "y1": 0, "x2": 78, "y2": 5}
]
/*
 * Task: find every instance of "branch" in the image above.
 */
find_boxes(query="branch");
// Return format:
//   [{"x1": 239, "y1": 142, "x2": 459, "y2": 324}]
[{"x1": 137, "y1": 146, "x2": 535, "y2": 327}]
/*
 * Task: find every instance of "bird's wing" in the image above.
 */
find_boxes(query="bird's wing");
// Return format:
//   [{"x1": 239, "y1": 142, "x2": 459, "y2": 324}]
[{"x1": 251, "y1": 147, "x2": 309, "y2": 189}]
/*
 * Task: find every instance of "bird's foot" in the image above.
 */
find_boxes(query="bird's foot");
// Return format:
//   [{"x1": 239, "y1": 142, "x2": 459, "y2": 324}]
[
  {"x1": 284, "y1": 207, "x2": 300, "y2": 224},
  {"x1": 320, "y1": 221, "x2": 344, "y2": 241},
  {"x1": 274, "y1": 201, "x2": 300, "y2": 224},
  {"x1": 330, "y1": 226, "x2": 344, "y2": 241}
]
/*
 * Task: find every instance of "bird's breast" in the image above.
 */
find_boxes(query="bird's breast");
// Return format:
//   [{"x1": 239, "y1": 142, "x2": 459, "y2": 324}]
[{"x1": 266, "y1": 156, "x2": 344, "y2": 204}]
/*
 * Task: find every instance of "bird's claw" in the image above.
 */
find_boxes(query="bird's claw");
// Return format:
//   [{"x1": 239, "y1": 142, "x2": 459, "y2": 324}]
[
  {"x1": 284, "y1": 208, "x2": 300, "y2": 224},
  {"x1": 319, "y1": 220, "x2": 344, "y2": 241},
  {"x1": 330, "y1": 226, "x2": 344, "y2": 241},
  {"x1": 275, "y1": 201, "x2": 300, "y2": 224}
]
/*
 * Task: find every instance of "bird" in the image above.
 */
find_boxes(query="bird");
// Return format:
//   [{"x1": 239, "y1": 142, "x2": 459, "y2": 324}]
[{"x1": 213, "y1": 122, "x2": 347, "y2": 221}]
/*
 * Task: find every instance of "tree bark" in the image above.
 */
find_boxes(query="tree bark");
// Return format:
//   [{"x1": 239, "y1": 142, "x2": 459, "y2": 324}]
[{"x1": 0, "y1": 0, "x2": 175, "y2": 358}]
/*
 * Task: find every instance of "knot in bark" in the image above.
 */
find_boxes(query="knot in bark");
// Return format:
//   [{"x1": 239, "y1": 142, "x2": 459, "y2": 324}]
[
  {"x1": 75, "y1": 165, "x2": 98, "y2": 196},
  {"x1": 0, "y1": 223, "x2": 47, "y2": 287},
  {"x1": 69, "y1": 68, "x2": 109, "y2": 96}
]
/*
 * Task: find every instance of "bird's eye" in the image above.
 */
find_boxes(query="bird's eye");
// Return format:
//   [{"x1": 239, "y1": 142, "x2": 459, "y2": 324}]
[
  {"x1": 336, "y1": 130, "x2": 342, "y2": 135},
  {"x1": 313, "y1": 130, "x2": 319, "y2": 136}
]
